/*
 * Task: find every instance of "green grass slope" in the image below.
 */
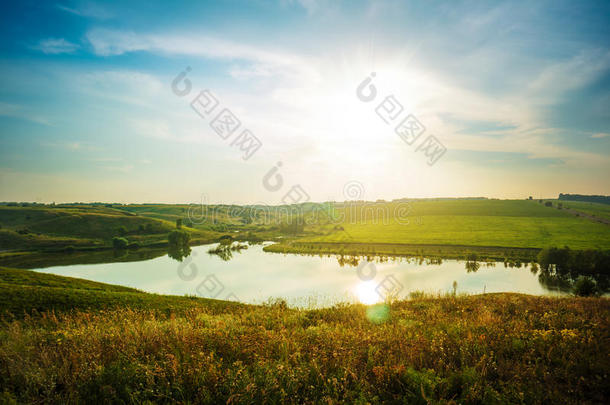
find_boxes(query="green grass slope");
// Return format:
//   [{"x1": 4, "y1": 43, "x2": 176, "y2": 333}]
[
  {"x1": 0, "y1": 205, "x2": 219, "y2": 251},
  {"x1": 0, "y1": 267, "x2": 241, "y2": 316}
]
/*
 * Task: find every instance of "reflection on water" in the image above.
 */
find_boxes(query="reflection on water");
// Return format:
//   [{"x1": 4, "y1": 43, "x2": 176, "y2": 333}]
[
  {"x1": 207, "y1": 241, "x2": 248, "y2": 261},
  {"x1": 167, "y1": 244, "x2": 192, "y2": 262},
  {"x1": 26, "y1": 243, "x2": 582, "y2": 308}
]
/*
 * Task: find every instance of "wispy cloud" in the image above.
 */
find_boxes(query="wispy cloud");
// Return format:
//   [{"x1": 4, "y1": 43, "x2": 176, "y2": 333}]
[
  {"x1": 42, "y1": 141, "x2": 99, "y2": 151},
  {"x1": 527, "y1": 49, "x2": 610, "y2": 104},
  {"x1": 85, "y1": 29, "x2": 319, "y2": 83},
  {"x1": 32, "y1": 38, "x2": 79, "y2": 54},
  {"x1": 56, "y1": 2, "x2": 112, "y2": 19},
  {"x1": 0, "y1": 102, "x2": 51, "y2": 125},
  {"x1": 103, "y1": 164, "x2": 134, "y2": 173},
  {"x1": 591, "y1": 132, "x2": 610, "y2": 139}
]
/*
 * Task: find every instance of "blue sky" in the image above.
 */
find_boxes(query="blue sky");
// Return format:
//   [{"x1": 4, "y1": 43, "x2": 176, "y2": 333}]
[{"x1": 0, "y1": 0, "x2": 609, "y2": 203}]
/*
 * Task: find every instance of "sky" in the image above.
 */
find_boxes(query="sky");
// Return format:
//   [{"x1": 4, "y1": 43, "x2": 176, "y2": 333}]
[{"x1": 0, "y1": 0, "x2": 609, "y2": 204}]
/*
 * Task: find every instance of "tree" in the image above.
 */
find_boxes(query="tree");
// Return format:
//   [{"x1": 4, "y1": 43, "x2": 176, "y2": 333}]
[
  {"x1": 168, "y1": 229, "x2": 190, "y2": 246},
  {"x1": 176, "y1": 218, "x2": 183, "y2": 229},
  {"x1": 117, "y1": 226, "x2": 127, "y2": 236},
  {"x1": 544, "y1": 201, "x2": 552, "y2": 207}
]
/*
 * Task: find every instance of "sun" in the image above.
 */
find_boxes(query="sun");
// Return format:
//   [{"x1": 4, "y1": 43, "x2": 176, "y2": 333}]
[{"x1": 354, "y1": 281, "x2": 382, "y2": 305}]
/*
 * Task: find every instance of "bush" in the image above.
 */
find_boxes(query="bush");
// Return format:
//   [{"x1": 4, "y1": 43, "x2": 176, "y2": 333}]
[
  {"x1": 544, "y1": 201, "x2": 552, "y2": 207},
  {"x1": 112, "y1": 237, "x2": 129, "y2": 249},
  {"x1": 117, "y1": 226, "x2": 128, "y2": 236},
  {"x1": 573, "y1": 276, "x2": 597, "y2": 297}
]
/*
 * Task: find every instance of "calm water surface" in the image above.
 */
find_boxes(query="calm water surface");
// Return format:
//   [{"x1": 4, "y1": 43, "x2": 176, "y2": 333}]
[{"x1": 33, "y1": 243, "x2": 566, "y2": 307}]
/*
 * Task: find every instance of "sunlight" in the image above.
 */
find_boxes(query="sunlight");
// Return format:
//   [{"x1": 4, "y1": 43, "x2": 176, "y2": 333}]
[{"x1": 354, "y1": 280, "x2": 382, "y2": 305}]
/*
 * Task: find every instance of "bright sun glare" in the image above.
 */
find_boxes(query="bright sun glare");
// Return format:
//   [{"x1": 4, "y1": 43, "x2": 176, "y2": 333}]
[{"x1": 355, "y1": 281, "x2": 382, "y2": 305}]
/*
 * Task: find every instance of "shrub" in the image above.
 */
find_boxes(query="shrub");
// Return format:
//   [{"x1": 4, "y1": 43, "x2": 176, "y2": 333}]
[
  {"x1": 112, "y1": 237, "x2": 129, "y2": 249},
  {"x1": 218, "y1": 234, "x2": 233, "y2": 244},
  {"x1": 544, "y1": 201, "x2": 552, "y2": 207},
  {"x1": 573, "y1": 276, "x2": 597, "y2": 297},
  {"x1": 117, "y1": 226, "x2": 128, "y2": 236}
]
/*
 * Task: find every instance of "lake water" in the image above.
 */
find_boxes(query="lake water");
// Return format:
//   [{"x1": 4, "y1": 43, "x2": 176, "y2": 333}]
[{"x1": 32, "y1": 242, "x2": 566, "y2": 307}]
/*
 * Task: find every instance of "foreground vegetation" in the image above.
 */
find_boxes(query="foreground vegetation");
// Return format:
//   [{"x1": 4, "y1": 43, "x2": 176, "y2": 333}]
[{"x1": 0, "y1": 267, "x2": 608, "y2": 404}]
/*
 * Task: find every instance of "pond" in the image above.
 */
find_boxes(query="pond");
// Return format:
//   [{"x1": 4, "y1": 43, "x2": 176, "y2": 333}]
[{"x1": 28, "y1": 242, "x2": 569, "y2": 308}]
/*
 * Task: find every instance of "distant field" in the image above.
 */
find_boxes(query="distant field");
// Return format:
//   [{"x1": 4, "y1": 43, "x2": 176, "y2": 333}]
[
  {"x1": 2, "y1": 200, "x2": 609, "y2": 254},
  {"x1": 558, "y1": 200, "x2": 610, "y2": 221},
  {"x1": 299, "y1": 199, "x2": 610, "y2": 250}
]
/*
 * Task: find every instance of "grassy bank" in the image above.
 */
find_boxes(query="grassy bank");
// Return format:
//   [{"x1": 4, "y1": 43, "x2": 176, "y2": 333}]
[
  {"x1": 0, "y1": 267, "x2": 243, "y2": 317},
  {"x1": 0, "y1": 267, "x2": 608, "y2": 403}
]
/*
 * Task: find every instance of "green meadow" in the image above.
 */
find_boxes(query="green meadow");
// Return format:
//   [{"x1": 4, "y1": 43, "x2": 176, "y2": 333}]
[{"x1": 290, "y1": 199, "x2": 610, "y2": 251}]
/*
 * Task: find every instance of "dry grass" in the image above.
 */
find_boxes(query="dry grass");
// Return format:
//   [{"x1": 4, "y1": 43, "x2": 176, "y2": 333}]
[{"x1": 0, "y1": 293, "x2": 608, "y2": 404}]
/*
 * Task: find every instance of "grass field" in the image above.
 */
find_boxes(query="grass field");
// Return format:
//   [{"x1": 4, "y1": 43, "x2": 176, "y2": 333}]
[
  {"x1": 294, "y1": 199, "x2": 610, "y2": 251},
  {"x1": 558, "y1": 200, "x2": 610, "y2": 221},
  {"x1": 0, "y1": 267, "x2": 608, "y2": 404}
]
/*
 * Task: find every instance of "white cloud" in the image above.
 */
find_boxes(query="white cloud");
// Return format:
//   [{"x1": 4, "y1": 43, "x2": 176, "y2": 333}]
[{"x1": 33, "y1": 38, "x2": 79, "y2": 54}]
